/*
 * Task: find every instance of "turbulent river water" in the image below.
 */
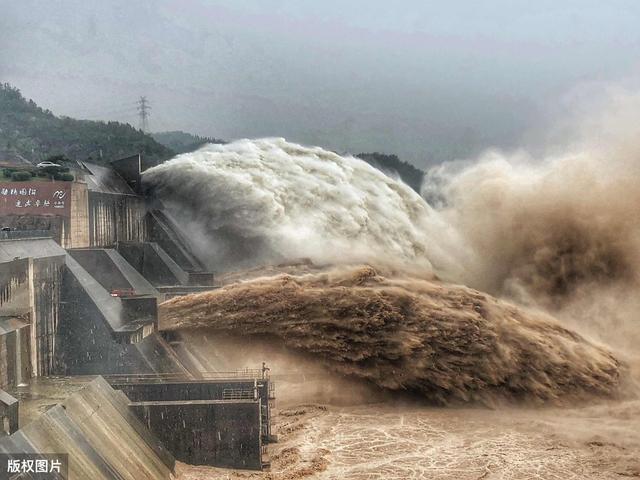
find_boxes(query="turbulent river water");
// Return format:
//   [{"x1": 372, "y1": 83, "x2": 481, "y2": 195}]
[
  {"x1": 147, "y1": 93, "x2": 640, "y2": 478},
  {"x1": 160, "y1": 265, "x2": 621, "y2": 405}
]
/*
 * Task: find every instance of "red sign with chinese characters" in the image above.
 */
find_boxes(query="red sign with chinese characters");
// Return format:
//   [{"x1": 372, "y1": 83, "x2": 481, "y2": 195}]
[{"x1": 0, "y1": 182, "x2": 72, "y2": 217}]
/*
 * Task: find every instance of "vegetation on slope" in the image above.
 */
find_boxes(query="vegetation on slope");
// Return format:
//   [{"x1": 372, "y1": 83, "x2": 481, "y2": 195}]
[
  {"x1": 0, "y1": 84, "x2": 425, "y2": 188},
  {"x1": 152, "y1": 131, "x2": 225, "y2": 154},
  {"x1": 356, "y1": 152, "x2": 424, "y2": 193},
  {"x1": 0, "y1": 83, "x2": 174, "y2": 166}
]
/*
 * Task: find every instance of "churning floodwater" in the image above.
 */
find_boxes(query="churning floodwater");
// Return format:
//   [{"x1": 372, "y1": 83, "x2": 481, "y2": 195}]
[{"x1": 144, "y1": 91, "x2": 640, "y2": 478}]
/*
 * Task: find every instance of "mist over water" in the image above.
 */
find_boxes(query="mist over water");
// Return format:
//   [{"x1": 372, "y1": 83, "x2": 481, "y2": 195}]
[
  {"x1": 146, "y1": 89, "x2": 640, "y2": 403},
  {"x1": 143, "y1": 137, "x2": 465, "y2": 277},
  {"x1": 422, "y1": 90, "x2": 640, "y2": 355}
]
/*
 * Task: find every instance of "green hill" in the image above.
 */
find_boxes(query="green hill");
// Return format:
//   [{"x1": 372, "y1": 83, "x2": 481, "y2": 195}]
[
  {"x1": 152, "y1": 131, "x2": 226, "y2": 154},
  {"x1": 356, "y1": 152, "x2": 424, "y2": 193},
  {"x1": 0, "y1": 83, "x2": 175, "y2": 166},
  {"x1": 0, "y1": 84, "x2": 425, "y2": 190}
]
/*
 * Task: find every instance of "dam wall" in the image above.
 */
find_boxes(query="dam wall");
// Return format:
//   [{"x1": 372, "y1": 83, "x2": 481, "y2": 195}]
[
  {"x1": 55, "y1": 256, "x2": 180, "y2": 375},
  {"x1": 146, "y1": 209, "x2": 205, "y2": 273},
  {"x1": 0, "y1": 158, "x2": 272, "y2": 473},
  {"x1": 67, "y1": 248, "x2": 161, "y2": 298},
  {"x1": 131, "y1": 399, "x2": 262, "y2": 469},
  {"x1": 0, "y1": 377, "x2": 175, "y2": 480},
  {"x1": 0, "y1": 240, "x2": 66, "y2": 378},
  {"x1": 118, "y1": 241, "x2": 190, "y2": 286},
  {"x1": 109, "y1": 376, "x2": 272, "y2": 470}
]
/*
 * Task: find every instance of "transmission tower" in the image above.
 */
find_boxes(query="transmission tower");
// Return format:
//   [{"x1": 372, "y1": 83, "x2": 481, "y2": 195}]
[{"x1": 137, "y1": 96, "x2": 151, "y2": 132}]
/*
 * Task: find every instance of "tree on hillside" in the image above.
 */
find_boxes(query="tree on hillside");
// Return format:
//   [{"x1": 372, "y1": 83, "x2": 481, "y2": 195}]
[
  {"x1": 0, "y1": 83, "x2": 175, "y2": 166},
  {"x1": 152, "y1": 130, "x2": 226, "y2": 154},
  {"x1": 356, "y1": 152, "x2": 424, "y2": 193}
]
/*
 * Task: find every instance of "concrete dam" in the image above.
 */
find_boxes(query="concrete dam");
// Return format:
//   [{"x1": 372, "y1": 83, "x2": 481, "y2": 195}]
[{"x1": 0, "y1": 154, "x2": 275, "y2": 477}]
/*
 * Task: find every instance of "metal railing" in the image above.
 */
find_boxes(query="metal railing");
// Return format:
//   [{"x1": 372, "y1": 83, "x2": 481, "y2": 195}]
[
  {"x1": 104, "y1": 368, "x2": 266, "y2": 384},
  {"x1": 222, "y1": 388, "x2": 255, "y2": 400},
  {"x1": 201, "y1": 369, "x2": 264, "y2": 380},
  {"x1": 103, "y1": 372, "x2": 190, "y2": 383},
  {"x1": 0, "y1": 230, "x2": 51, "y2": 240}
]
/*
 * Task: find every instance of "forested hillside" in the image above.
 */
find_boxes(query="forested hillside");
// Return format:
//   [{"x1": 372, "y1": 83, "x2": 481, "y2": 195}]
[
  {"x1": 152, "y1": 131, "x2": 225, "y2": 154},
  {"x1": 357, "y1": 152, "x2": 424, "y2": 193},
  {"x1": 0, "y1": 84, "x2": 174, "y2": 165},
  {"x1": 0, "y1": 84, "x2": 426, "y2": 188}
]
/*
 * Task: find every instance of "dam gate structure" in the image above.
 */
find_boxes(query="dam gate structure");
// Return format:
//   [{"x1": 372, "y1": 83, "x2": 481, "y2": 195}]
[
  {"x1": 0, "y1": 153, "x2": 274, "y2": 474},
  {"x1": 107, "y1": 369, "x2": 275, "y2": 470}
]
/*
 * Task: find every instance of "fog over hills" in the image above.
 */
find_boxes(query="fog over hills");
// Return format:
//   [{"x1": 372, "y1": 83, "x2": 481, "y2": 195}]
[
  {"x1": 0, "y1": 83, "x2": 173, "y2": 164},
  {"x1": 3, "y1": 1, "x2": 640, "y2": 167}
]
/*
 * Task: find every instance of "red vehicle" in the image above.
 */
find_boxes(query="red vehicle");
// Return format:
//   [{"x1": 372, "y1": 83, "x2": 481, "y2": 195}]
[{"x1": 110, "y1": 288, "x2": 136, "y2": 297}]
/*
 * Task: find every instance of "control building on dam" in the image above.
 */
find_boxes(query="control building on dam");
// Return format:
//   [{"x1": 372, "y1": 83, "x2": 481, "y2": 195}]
[{"x1": 0, "y1": 153, "x2": 276, "y2": 477}]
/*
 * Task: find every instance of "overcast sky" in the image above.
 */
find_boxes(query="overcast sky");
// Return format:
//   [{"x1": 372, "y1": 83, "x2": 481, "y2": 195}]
[{"x1": 2, "y1": 0, "x2": 640, "y2": 167}]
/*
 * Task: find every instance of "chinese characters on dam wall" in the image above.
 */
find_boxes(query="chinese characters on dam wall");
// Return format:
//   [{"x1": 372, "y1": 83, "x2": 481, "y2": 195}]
[{"x1": 0, "y1": 182, "x2": 71, "y2": 217}]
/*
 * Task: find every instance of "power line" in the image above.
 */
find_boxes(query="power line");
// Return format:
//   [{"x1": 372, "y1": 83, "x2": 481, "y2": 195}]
[{"x1": 136, "y1": 96, "x2": 151, "y2": 132}]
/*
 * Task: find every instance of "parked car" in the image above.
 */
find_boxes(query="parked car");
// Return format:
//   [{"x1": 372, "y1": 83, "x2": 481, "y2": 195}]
[{"x1": 36, "y1": 161, "x2": 61, "y2": 168}]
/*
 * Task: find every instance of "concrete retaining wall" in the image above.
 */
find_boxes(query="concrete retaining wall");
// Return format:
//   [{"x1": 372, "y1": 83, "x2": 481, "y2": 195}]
[
  {"x1": 131, "y1": 399, "x2": 262, "y2": 470},
  {"x1": 68, "y1": 248, "x2": 160, "y2": 298},
  {"x1": 68, "y1": 181, "x2": 90, "y2": 248},
  {"x1": 146, "y1": 210, "x2": 203, "y2": 272},
  {"x1": 55, "y1": 255, "x2": 184, "y2": 375},
  {"x1": 0, "y1": 242, "x2": 66, "y2": 378},
  {"x1": 0, "y1": 377, "x2": 175, "y2": 480},
  {"x1": 31, "y1": 256, "x2": 65, "y2": 376},
  {"x1": 0, "y1": 215, "x2": 67, "y2": 246},
  {"x1": 118, "y1": 242, "x2": 189, "y2": 286},
  {"x1": 89, "y1": 192, "x2": 146, "y2": 247},
  {"x1": 0, "y1": 320, "x2": 30, "y2": 389},
  {"x1": 110, "y1": 378, "x2": 272, "y2": 469}
]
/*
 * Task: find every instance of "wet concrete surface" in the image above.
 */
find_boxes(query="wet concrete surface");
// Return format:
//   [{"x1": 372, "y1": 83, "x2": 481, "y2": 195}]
[{"x1": 9, "y1": 376, "x2": 96, "y2": 427}]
